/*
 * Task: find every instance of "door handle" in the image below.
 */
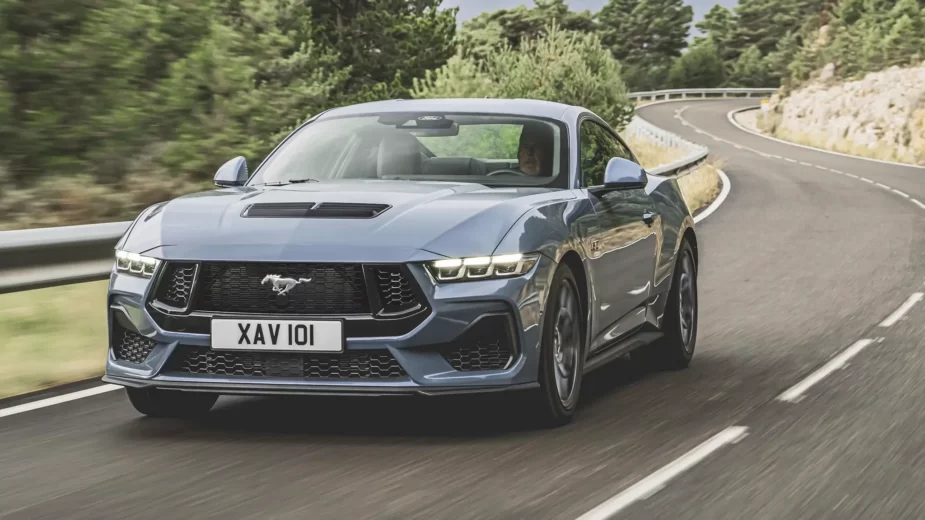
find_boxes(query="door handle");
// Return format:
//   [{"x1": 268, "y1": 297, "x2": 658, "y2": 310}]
[{"x1": 642, "y1": 211, "x2": 656, "y2": 225}]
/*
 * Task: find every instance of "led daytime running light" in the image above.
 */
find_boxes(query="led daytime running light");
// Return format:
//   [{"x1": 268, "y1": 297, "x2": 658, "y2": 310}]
[
  {"x1": 428, "y1": 253, "x2": 539, "y2": 282},
  {"x1": 115, "y1": 250, "x2": 160, "y2": 278}
]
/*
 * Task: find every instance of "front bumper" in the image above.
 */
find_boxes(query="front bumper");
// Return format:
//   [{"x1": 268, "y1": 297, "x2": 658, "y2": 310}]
[{"x1": 104, "y1": 256, "x2": 556, "y2": 396}]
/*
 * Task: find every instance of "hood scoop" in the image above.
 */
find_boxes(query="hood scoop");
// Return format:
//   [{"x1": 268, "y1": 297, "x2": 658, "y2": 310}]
[{"x1": 242, "y1": 202, "x2": 391, "y2": 219}]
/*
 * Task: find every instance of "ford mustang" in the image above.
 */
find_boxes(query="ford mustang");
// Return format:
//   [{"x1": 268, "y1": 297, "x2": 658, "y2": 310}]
[{"x1": 104, "y1": 98, "x2": 700, "y2": 426}]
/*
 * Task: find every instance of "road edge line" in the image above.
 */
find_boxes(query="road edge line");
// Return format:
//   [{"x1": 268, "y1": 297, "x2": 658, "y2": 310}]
[
  {"x1": 0, "y1": 384, "x2": 120, "y2": 419},
  {"x1": 726, "y1": 108, "x2": 925, "y2": 170},
  {"x1": 694, "y1": 169, "x2": 731, "y2": 224}
]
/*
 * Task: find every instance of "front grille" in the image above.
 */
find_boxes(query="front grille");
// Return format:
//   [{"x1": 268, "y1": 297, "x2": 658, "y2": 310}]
[
  {"x1": 193, "y1": 263, "x2": 369, "y2": 315},
  {"x1": 441, "y1": 315, "x2": 516, "y2": 371},
  {"x1": 112, "y1": 324, "x2": 157, "y2": 364},
  {"x1": 168, "y1": 347, "x2": 406, "y2": 379},
  {"x1": 153, "y1": 263, "x2": 197, "y2": 309},
  {"x1": 375, "y1": 266, "x2": 420, "y2": 315}
]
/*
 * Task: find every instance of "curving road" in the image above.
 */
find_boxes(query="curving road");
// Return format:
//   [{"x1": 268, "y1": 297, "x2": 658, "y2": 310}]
[{"x1": 3, "y1": 99, "x2": 925, "y2": 520}]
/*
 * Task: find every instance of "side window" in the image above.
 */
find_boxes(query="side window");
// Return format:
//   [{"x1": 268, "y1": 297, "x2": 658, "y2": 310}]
[{"x1": 580, "y1": 120, "x2": 634, "y2": 187}]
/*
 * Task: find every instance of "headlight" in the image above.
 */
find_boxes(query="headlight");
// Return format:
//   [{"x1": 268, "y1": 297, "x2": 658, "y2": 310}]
[
  {"x1": 426, "y1": 253, "x2": 540, "y2": 282},
  {"x1": 114, "y1": 250, "x2": 160, "y2": 278}
]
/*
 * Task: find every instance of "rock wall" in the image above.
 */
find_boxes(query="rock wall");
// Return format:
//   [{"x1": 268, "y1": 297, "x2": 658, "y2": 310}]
[{"x1": 759, "y1": 64, "x2": 925, "y2": 165}]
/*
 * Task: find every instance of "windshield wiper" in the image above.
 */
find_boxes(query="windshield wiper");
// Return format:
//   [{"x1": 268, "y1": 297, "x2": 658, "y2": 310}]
[{"x1": 258, "y1": 178, "x2": 320, "y2": 186}]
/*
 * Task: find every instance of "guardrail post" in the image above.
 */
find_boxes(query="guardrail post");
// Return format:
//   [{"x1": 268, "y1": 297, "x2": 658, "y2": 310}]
[
  {"x1": 681, "y1": 92, "x2": 686, "y2": 99},
  {"x1": 722, "y1": 92, "x2": 727, "y2": 98}
]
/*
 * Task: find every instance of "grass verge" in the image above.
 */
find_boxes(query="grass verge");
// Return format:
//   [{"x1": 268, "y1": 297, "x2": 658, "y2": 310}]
[
  {"x1": 0, "y1": 137, "x2": 722, "y2": 399},
  {"x1": 0, "y1": 281, "x2": 109, "y2": 399}
]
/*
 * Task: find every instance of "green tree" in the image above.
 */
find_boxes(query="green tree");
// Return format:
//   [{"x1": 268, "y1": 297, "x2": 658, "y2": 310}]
[
  {"x1": 459, "y1": 0, "x2": 596, "y2": 59},
  {"x1": 598, "y1": 0, "x2": 694, "y2": 90},
  {"x1": 668, "y1": 38, "x2": 726, "y2": 88},
  {"x1": 308, "y1": 0, "x2": 457, "y2": 100},
  {"x1": 729, "y1": 44, "x2": 770, "y2": 87},
  {"x1": 414, "y1": 24, "x2": 634, "y2": 131},
  {"x1": 157, "y1": 0, "x2": 347, "y2": 177},
  {"x1": 694, "y1": 4, "x2": 736, "y2": 62}
]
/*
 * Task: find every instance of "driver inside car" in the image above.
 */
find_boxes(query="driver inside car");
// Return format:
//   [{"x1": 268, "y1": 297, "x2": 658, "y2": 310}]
[{"x1": 517, "y1": 121, "x2": 555, "y2": 176}]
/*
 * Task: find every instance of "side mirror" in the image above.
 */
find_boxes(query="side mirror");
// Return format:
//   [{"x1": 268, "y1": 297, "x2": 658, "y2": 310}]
[
  {"x1": 214, "y1": 156, "x2": 249, "y2": 187},
  {"x1": 603, "y1": 157, "x2": 647, "y2": 189}
]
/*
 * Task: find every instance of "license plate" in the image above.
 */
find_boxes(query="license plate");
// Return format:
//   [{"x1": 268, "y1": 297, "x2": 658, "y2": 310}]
[{"x1": 210, "y1": 318, "x2": 344, "y2": 353}]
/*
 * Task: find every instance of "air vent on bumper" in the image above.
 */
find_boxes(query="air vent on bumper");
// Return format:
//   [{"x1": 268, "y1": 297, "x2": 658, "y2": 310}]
[{"x1": 243, "y1": 202, "x2": 390, "y2": 219}]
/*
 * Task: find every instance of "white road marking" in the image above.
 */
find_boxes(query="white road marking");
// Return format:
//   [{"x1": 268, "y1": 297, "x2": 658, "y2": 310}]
[
  {"x1": 875, "y1": 182, "x2": 891, "y2": 190},
  {"x1": 772, "y1": 155, "x2": 782, "y2": 159},
  {"x1": 860, "y1": 177, "x2": 874, "y2": 183},
  {"x1": 777, "y1": 339, "x2": 878, "y2": 403},
  {"x1": 575, "y1": 426, "x2": 749, "y2": 520},
  {"x1": 892, "y1": 189, "x2": 910, "y2": 198},
  {"x1": 800, "y1": 161, "x2": 812, "y2": 166},
  {"x1": 913, "y1": 199, "x2": 925, "y2": 210},
  {"x1": 785, "y1": 158, "x2": 797, "y2": 163},
  {"x1": 845, "y1": 173, "x2": 859, "y2": 179},
  {"x1": 733, "y1": 144, "x2": 744, "y2": 150},
  {"x1": 726, "y1": 107, "x2": 925, "y2": 170},
  {"x1": 815, "y1": 165, "x2": 829, "y2": 171},
  {"x1": 694, "y1": 169, "x2": 731, "y2": 224},
  {"x1": 879, "y1": 293, "x2": 924, "y2": 328},
  {"x1": 0, "y1": 384, "x2": 120, "y2": 419},
  {"x1": 831, "y1": 169, "x2": 845, "y2": 174}
]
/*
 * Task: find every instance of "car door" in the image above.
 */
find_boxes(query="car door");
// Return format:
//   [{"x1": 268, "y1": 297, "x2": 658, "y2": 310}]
[{"x1": 579, "y1": 118, "x2": 659, "y2": 352}]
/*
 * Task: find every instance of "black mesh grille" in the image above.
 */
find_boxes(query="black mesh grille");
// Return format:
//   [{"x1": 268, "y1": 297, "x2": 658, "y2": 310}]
[
  {"x1": 375, "y1": 266, "x2": 419, "y2": 314},
  {"x1": 154, "y1": 263, "x2": 196, "y2": 308},
  {"x1": 193, "y1": 263, "x2": 369, "y2": 315},
  {"x1": 441, "y1": 315, "x2": 516, "y2": 371},
  {"x1": 169, "y1": 347, "x2": 405, "y2": 379},
  {"x1": 113, "y1": 325, "x2": 157, "y2": 364}
]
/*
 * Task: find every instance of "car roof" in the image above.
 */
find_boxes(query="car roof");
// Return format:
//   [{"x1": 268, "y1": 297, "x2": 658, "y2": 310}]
[{"x1": 315, "y1": 98, "x2": 578, "y2": 121}]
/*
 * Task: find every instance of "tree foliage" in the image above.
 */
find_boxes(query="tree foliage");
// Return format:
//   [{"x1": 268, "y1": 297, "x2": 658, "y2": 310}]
[
  {"x1": 668, "y1": 38, "x2": 726, "y2": 88},
  {"x1": 414, "y1": 24, "x2": 634, "y2": 131}
]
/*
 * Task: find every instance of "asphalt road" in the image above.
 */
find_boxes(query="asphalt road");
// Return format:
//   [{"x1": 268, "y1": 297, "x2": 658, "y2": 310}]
[{"x1": 3, "y1": 99, "x2": 925, "y2": 520}]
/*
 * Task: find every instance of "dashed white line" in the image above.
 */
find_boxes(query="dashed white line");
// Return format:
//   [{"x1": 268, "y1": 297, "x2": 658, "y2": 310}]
[
  {"x1": 0, "y1": 384, "x2": 120, "y2": 419},
  {"x1": 831, "y1": 169, "x2": 844, "y2": 174},
  {"x1": 892, "y1": 189, "x2": 910, "y2": 198},
  {"x1": 733, "y1": 144, "x2": 744, "y2": 150},
  {"x1": 845, "y1": 173, "x2": 859, "y2": 179},
  {"x1": 575, "y1": 426, "x2": 749, "y2": 520},
  {"x1": 772, "y1": 155, "x2": 782, "y2": 159},
  {"x1": 815, "y1": 165, "x2": 829, "y2": 171},
  {"x1": 875, "y1": 182, "x2": 892, "y2": 190},
  {"x1": 879, "y1": 293, "x2": 924, "y2": 328},
  {"x1": 860, "y1": 177, "x2": 874, "y2": 183},
  {"x1": 913, "y1": 199, "x2": 925, "y2": 210},
  {"x1": 777, "y1": 339, "x2": 878, "y2": 403},
  {"x1": 799, "y1": 161, "x2": 812, "y2": 167},
  {"x1": 785, "y1": 158, "x2": 797, "y2": 163}
]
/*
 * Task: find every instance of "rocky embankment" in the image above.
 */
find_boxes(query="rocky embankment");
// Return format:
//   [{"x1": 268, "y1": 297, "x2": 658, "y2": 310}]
[{"x1": 759, "y1": 63, "x2": 925, "y2": 165}]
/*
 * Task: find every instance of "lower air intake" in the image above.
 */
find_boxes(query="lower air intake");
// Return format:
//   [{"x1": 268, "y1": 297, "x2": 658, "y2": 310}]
[
  {"x1": 170, "y1": 348, "x2": 406, "y2": 379},
  {"x1": 440, "y1": 314, "x2": 516, "y2": 371},
  {"x1": 113, "y1": 325, "x2": 157, "y2": 364}
]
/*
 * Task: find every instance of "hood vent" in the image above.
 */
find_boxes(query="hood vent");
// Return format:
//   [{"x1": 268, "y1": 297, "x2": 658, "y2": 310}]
[{"x1": 243, "y1": 202, "x2": 390, "y2": 219}]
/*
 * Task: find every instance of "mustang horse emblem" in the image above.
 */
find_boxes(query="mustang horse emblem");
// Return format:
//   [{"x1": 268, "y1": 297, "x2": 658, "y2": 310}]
[{"x1": 261, "y1": 274, "x2": 312, "y2": 296}]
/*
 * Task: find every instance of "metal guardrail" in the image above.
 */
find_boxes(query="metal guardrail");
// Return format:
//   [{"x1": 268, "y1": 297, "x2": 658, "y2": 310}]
[
  {"x1": 0, "y1": 88, "x2": 775, "y2": 295},
  {"x1": 629, "y1": 88, "x2": 778, "y2": 101}
]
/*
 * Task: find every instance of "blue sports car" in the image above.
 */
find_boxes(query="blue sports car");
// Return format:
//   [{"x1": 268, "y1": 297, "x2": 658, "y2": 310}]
[{"x1": 104, "y1": 98, "x2": 699, "y2": 426}]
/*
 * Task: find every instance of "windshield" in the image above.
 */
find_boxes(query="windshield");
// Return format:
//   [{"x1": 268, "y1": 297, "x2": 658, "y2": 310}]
[{"x1": 248, "y1": 112, "x2": 569, "y2": 188}]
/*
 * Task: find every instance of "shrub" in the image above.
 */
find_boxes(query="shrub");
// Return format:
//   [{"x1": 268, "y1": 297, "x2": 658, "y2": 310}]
[{"x1": 413, "y1": 24, "x2": 634, "y2": 131}]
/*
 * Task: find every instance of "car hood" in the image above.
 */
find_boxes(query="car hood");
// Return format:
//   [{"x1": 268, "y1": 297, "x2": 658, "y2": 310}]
[{"x1": 123, "y1": 180, "x2": 576, "y2": 263}]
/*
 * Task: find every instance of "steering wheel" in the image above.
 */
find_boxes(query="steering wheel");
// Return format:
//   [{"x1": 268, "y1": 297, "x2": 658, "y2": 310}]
[{"x1": 486, "y1": 168, "x2": 527, "y2": 177}]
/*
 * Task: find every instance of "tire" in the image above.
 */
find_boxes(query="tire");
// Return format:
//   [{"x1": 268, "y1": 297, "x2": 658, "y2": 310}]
[
  {"x1": 126, "y1": 387, "x2": 218, "y2": 418},
  {"x1": 634, "y1": 239, "x2": 698, "y2": 370},
  {"x1": 530, "y1": 263, "x2": 586, "y2": 427}
]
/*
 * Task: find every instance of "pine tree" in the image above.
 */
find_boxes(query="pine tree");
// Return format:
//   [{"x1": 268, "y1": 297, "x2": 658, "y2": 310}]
[
  {"x1": 668, "y1": 38, "x2": 726, "y2": 87},
  {"x1": 729, "y1": 45, "x2": 770, "y2": 87},
  {"x1": 598, "y1": 0, "x2": 693, "y2": 90}
]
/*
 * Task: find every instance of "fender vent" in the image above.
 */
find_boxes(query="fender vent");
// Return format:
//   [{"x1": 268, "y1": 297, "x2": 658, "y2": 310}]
[{"x1": 243, "y1": 203, "x2": 390, "y2": 219}]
